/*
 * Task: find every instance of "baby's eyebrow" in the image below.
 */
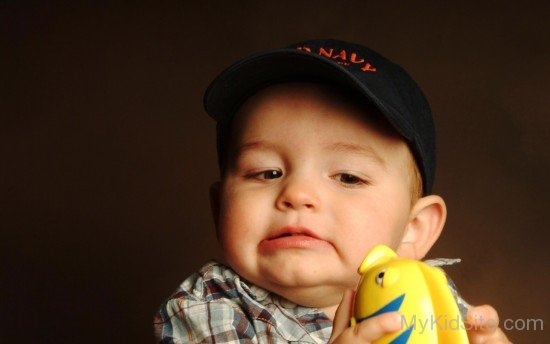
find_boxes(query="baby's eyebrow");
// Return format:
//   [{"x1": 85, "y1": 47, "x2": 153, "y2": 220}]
[
  {"x1": 234, "y1": 140, "x2": 385, "y2": 165},
  {"x1": 233, "y1": 140, "x2": 279, "y2": 157},
  {"x1": 325, "y1": 142, "x2": 386, "y2": 166}
]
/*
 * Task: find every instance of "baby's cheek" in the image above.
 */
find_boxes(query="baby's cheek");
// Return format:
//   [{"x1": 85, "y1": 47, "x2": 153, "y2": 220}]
[{"x1": 218, "y1": 208, "x2": 260, "y2": 254}]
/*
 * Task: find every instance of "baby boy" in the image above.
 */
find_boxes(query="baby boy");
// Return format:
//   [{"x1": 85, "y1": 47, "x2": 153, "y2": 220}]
[{"x1": 155, "y1": 39, "x2": 510, "y2": 343}]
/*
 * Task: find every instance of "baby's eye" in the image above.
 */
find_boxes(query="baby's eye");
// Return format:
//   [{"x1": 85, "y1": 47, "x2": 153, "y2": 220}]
[
  {"x1": 249, "y1": 170, "x2": 283, "y2": 180},
  {"x1": 333, "y1": 173, "x2": 366, "y2": 186}
]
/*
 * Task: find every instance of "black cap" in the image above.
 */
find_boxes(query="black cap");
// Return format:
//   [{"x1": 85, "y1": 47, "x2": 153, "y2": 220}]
[{"x1": 204, "y1": 38, "x2": 436, "y2": 195}]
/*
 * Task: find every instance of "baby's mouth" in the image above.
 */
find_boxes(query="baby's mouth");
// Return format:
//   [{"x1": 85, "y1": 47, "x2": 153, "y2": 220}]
[
  {"x1": 260, "y1": 227, "x2": 332, "y2": 251},
  {"x1": 273, "y1": 233, "x2": 311, "y2": 238},
  {"x1": 267, "y1": 226, "x2": 321, "y2": 240}
]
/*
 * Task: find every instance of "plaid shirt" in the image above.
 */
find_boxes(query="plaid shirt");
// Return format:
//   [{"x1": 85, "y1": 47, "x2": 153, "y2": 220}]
[{"x1": 154, "y1": 261, "x2": 333, "y2": 343}]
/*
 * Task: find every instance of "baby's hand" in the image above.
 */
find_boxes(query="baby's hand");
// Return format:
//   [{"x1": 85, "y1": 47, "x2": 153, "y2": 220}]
[
  {"x1": 465, "y1": 305, "x2": 512, "y2": 343},
  {"x1": 329, "y1": 289, "x2": 401, "y2": 343}
]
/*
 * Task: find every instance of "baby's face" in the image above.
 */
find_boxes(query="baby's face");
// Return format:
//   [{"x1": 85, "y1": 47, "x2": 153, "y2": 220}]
[{"x1": 214, "y1": 82, "x2": 416, "y2": 307}]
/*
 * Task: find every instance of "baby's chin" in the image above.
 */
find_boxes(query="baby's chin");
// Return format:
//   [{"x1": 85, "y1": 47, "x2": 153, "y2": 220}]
[
  {"x1": 252, "y1": 258, "x2": 356, "y2": 292},
  {"x1": 226, "y1": 253, "x2": 358, "y2": 300},
  {"x1": 259, "y1": 271, "x2": 350, "y2": 310}
]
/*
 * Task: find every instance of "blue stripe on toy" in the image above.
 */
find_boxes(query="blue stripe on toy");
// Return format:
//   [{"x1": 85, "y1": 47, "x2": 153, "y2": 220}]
[
  {"x1": 390, "y1": 326, "x2": 413, "y2": 344},
  {"x1": 356, "y1": 293, "x2": 406, "y2": 323}
]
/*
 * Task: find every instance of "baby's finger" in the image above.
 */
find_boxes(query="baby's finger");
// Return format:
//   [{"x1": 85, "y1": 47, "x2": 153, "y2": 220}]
[
  {"x1": 466, "y1": 305, "x2": 511, "y2": 343},
  {"x1": 466, "y1": 305, "x2": 499, "y2": 332},
  {"x1": 351, "y1": 312, "x2": 401, "y2": 342},
  {"x1": 329, "y1": 289, "x2": 354, "y2": 342}
]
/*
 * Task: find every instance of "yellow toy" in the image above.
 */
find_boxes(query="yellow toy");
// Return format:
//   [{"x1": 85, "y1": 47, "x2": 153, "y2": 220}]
[{"x1": 351, "y1": 245, "x2": 469, "y2": 343}]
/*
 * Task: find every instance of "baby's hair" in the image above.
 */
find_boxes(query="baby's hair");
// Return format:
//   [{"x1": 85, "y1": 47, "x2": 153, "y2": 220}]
[{"x1": 408, "y1": 149, "x2": 423, "y2": 205}]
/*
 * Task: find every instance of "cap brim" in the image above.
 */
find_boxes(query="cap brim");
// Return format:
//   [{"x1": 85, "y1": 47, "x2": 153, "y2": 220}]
[{"x1": 203, "y1": 49, "x2": 414, "y2": 141}]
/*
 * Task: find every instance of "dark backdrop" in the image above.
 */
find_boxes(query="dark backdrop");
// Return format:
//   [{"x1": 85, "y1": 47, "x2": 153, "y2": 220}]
[{"x1": 2, "y1": 1, "x2": 548, "y2": 343}]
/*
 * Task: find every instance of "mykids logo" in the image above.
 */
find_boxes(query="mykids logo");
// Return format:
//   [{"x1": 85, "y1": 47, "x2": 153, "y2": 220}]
[{"x1": 295, "y1": 46, "x2": 377, "y2": 73}]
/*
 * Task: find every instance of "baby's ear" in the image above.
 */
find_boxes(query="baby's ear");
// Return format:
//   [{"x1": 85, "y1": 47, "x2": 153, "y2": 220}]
[
  {"x1": 397, "y1": 195, "x2": 447, "y2": 260},
  {"x1": 209, "y1": 182, "x2": 222, "y2": 232}
]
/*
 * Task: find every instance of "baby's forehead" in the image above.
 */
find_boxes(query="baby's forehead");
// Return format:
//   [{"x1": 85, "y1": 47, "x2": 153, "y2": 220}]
[
  {"x1": 231, "y1": 82, "x2": 401, "y2": 141},
  {"x1": 227, "y1": 84, "x2": 411, "y2": 163}
]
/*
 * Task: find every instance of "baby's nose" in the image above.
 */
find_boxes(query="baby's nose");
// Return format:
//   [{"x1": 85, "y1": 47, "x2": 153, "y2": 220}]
[{"x1": 275, "y1": 175, "x2": 320, "y2": 211}]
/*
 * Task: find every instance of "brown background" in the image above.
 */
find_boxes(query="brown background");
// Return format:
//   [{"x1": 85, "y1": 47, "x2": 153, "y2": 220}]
[{"x1": 2, "y1": 1, "x2": 549, "y2": 343}]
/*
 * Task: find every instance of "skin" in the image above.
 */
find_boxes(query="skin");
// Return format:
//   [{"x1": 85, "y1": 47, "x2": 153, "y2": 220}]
[{"x1": 210, "y1": 82, "x2": 511, "y2": 343}]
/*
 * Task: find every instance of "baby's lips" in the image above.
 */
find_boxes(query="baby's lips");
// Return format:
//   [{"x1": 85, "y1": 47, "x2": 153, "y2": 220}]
[
  {"x1": 267, "y1": 225, "x2": 322, "y2": 240},
  {"x1": 260, "y1": 225, "x2": 334, "y2": 251}
]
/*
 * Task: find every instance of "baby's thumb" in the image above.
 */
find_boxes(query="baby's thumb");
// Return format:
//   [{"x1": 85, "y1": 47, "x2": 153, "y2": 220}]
[{"x1": 329, "y1": 289, "x2": 354, "y2": 343}]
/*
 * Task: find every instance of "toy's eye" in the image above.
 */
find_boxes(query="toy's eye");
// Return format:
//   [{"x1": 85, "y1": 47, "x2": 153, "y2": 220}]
[{"x1": 375, "y1": 269, "x2": 386, "y2": 286}]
